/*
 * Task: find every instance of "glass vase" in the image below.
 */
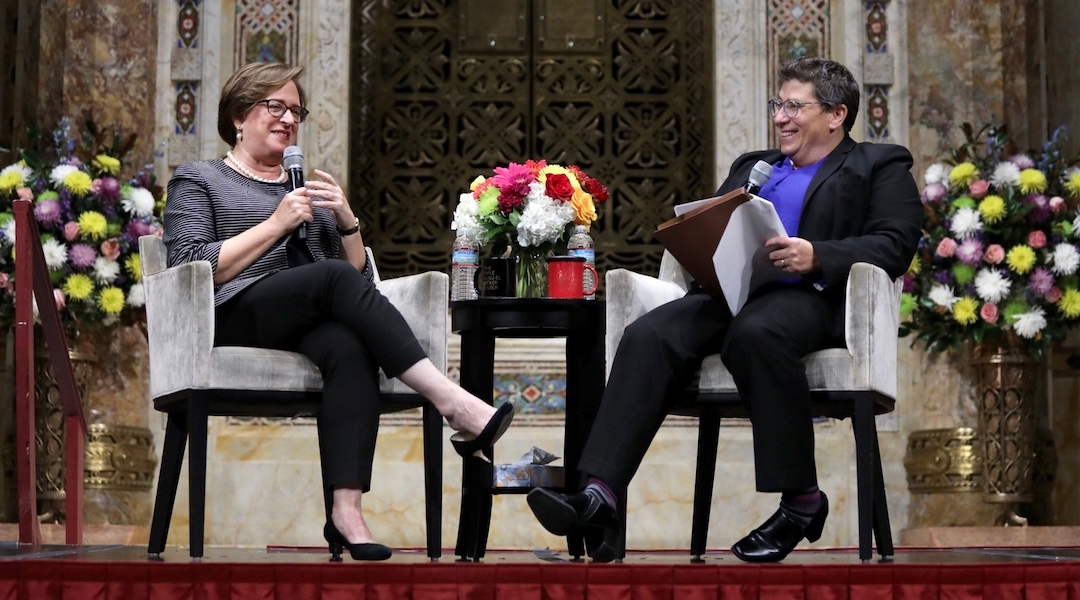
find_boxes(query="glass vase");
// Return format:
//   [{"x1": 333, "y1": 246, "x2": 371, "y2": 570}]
[{"x1": 514, "y1": 247, "x2": 549, "y2": 298}]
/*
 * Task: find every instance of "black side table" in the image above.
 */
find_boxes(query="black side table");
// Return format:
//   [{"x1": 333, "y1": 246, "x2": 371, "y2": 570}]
[{"x1": 450, "y1": 298, "x2": 605, "y2": 561}]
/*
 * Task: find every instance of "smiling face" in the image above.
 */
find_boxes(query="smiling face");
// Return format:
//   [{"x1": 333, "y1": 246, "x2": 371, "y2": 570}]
[
  {"x1": 774, "y1": 79, "x2": 847, "y2": 168},
  {"x1": 233, "y1": 81, "x2": 302, "y2": 168}
]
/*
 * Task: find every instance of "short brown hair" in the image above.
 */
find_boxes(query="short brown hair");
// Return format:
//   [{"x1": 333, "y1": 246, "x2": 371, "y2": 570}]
[{"x1": 217, "y1": 62, "x2": 307, "y2": 146}]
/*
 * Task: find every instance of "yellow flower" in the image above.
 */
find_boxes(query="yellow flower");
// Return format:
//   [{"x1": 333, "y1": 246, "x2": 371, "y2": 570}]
[
  {"x1": 907, "y1": 254, "x2": 921, "y2": 275},
  {"x1": 468, "y1": 175, "x2": 486, "y2": 192},
  {"x1": 978, "y1": 195, "x2": 1006, "y2": 223},
  {"x1": 62, "y1": 170, "x2": 93, "y2": 195},
  {"x1": 125, "y1": 254, "x2": 142, "y2": 282},
  {"x1": 1005, "y1": 245, "x2": 1036, "y2": 274},
  {"x1": 952, "y1": 297, "x2": 979, "y2": 325},
  {"x1": 0, "y1": 171, "x2": 23, "y2": 194},
  {"x1": 98, "y1": 286, "x2": 125, "y2": 315},
  {"x1": 1058, "y1": 288, "x2": 1080, "y2": 318},
  {"x1": 569, "y1": 189, "x2": 597, "y2": 226},
  {"x1": 538, "y1": 165, "x2": 583, "y2": 190},
  {"x1": 1066, "y1": 170, "x2": 1080, "y2": 198},
  {"x1": 63, "y1": 273, "x2": 94, "y2": 301},
  {"x1": 949, "y1": 162, "x2": 978, "y2": 188},
  {"x1": 92, "y1": 154, "x2": 121, "y2": 176},
  {"x1": 78, "y1": 211, "x2": 109, "y2": 240},
  {"x1": 1018, "y1": 168, "x2": 1048, "y2": 195}
]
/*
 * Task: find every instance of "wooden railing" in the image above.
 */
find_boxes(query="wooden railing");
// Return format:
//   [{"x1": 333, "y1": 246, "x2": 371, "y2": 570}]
[{"x1": 13, "y1": 198, "x2": 87, "y2": 545}]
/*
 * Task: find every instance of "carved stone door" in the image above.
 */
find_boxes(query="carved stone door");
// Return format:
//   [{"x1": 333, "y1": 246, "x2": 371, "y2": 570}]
[{"x1": 349, "y1": 0, "x2": 714, "y2": 283}]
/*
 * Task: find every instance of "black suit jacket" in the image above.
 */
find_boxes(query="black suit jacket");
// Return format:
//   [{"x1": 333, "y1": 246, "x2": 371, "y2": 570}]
[{"x1": 714, "y1": 136, "x2": 923, "y2": 337}]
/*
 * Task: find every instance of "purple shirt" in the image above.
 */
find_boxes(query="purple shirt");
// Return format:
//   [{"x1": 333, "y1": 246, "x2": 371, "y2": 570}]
[{"x1": 758, "y1": 156, "x2": 826, "y2": 237}]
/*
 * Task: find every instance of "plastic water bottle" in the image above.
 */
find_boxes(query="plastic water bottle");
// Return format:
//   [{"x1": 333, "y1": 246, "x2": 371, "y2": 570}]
[
  {"x1": 567, "y1": 224, "x2": 596, "y2": 300},
  {"x1": 450, "y1": 228, "x2": 479, "y2": 301}
]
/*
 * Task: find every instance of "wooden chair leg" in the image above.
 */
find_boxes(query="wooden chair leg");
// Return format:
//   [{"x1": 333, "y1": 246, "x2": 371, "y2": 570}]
[
  {"x1": 421, "y1": 404, "x2": 443, "y2": 560},
  {"x1": 691, "y1": 414, "x2": 721, "y2": 560},
  {"x1": 147, "y1": 411, "x2": 188, "y2": 556},
  {"x1": 187, "y1": 399, "x2": 209, "y2": 559}
]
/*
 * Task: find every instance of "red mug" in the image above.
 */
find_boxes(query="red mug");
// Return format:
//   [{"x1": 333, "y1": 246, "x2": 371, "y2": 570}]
[{"x1": 546, "y1": 256, "x2": 598, "y2": 298}]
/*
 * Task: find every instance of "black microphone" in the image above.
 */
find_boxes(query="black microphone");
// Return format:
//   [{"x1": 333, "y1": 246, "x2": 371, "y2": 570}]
[
  {"x1": 745, "y1": 160, "x2": 774, "y2": 195},
  {"x1": 283, "y1": 145, "x2": 306, "y2": 240}
]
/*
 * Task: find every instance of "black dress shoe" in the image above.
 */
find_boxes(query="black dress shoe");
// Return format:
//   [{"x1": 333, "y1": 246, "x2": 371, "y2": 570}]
[
  {"x1": 527, "y1": 488, "x2": 619, "y2": 563},
  {"x1": 323, "y1": 522, "x2": 392, "y2": 562},
  {"x1": 731, "y1": 492, "x2": 829, "y2": 563},
  {"x1": 450, "y1": 402, "x2": 515, "y2": 460}
]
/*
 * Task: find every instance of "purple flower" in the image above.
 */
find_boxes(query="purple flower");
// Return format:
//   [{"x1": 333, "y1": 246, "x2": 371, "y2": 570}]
[
  {"x1": 933, "y1": 269, "x2": 954, "y2": 284},
  {"x1": 93, "y1": 177, "x2": 121, "y2": 201},
  {"x1": 903, "y1": 273, "x2": 917, "y2": 293},
  {"x1": 126, "y1": 219, "x2": 152, "y2": 241},
  {"x1": 1009, "y1": 153, "x2": 1036, "y2": 169},
  {"x1": 1028, "y1": 268, "x2": 1054, "y2": 296},
  {"x1": 956, "y1": 238, "x2": 984, "y2": 265},
  {"x1": 68, "y1": 243, "x2": 98, "y2": 269},
  {"x1": 33, "y1": 199, "x2": 63, "y2": 226},
  {"x1": 1024, "y1": 194, "x2": 1051, "y2": 224}
]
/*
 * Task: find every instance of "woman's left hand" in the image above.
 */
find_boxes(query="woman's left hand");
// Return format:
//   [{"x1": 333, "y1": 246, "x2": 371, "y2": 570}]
[
  {"x1": 765, "y1": 235, "x2": 818, "y2": 275},
  {"x1": 306, "y1": 169, "x2": 357, "y2": 230}
]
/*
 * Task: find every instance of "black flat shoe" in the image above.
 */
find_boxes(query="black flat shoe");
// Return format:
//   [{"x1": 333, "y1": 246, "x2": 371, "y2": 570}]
[
  {"x1": 730, "y1": 492, "x2": 829, "y2": 563},
  {"x1": 450, "y1": 402, "x2": 515, "y2": 460},
  {"x1": 323, "y1": 522, "x2": 392, "y2": 562},
  {"x1": 527, "y1": 488, "x2": 619, "y2": 563}
]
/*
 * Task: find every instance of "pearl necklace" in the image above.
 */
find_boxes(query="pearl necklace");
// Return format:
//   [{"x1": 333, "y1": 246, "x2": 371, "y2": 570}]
[{"x1": 225, "y1": 151, "x2": 288, "y2": 184}]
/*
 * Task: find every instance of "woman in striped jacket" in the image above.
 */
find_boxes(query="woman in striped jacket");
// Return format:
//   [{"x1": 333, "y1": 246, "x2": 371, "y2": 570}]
[{"x1": 164, "y1": 62, "x2": 514, "y2": 561}]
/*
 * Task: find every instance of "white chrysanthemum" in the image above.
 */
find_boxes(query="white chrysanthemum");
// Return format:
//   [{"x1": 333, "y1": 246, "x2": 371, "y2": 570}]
[
  {"x1": 973, "y1": 268, "x2": 1011, "y2": 303},
  {"x1": 121, "y1": 186, "x2": 156, "y2": 217},
  {"x1": 126, "y1": 282, "x2": 145, "y2": 308},
  {"x1": 451, "y1": 193, "x2": 481, "y2": 234},
  {"x1": 516, "y1": 182, "x2": 574, "y2": 247},
  {"x1": 0, "y1": 219, "x2": 16, "y2": 246},
  {"x1": 1073, "y1": 215, "x2": 1080, "y2": 239},
  {"x1": 1049, "y1": 243, "x2": 1080, "y2": 275},
  {"x1": 924, "y1": 163, "x2": 951, "y2": 186},
  {"x1": 92, "y1": 257, "x2": 121, "y2": 284},
  {"x1": 49, "y1": 164, "x2": 79, "y2": 187},
  {"x1": 989, "y1": 161, "x2": 1021, "y2": 190},
  {"x1": 0, "y1": 162, "x2": 33, "y2": 184},
  {"x1": 928, "y1": 284, "x2": 958, "y2": 308},
  {"x1": 948, "y1": 206, "x2": 983, "y2": 239},
  {"x1": 41, "y1": 238, "x2": 68, "y2": 270},
  {"x1": 1012, "y1": 306, "x2": 1047, "y2": 339}
]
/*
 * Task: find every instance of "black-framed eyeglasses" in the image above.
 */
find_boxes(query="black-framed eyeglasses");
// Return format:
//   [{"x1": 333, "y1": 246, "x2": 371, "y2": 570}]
[
  {"x1": 768, "y1": 98, "x2": 826, "y2": 118},
  {"x1": 254, "y1": 99, "x2": 310, "y2": 123}
]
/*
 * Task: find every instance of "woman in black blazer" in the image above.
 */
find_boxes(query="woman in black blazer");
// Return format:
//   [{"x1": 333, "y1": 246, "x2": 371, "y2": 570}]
[{"x1": 527, "y1": 57, "x2": 922, "y2": 563}]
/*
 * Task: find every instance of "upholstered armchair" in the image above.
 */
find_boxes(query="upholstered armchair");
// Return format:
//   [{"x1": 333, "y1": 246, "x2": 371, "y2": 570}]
[
  {"x1": 605, "y1": 251, "x2": 899, "y2": 562},
  {"x1": 139, "y1": 235, "x2": 447, "y2": 559}
]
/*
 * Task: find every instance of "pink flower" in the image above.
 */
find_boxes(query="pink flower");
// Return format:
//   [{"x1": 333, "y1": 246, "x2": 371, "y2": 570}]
[
  {"x1": 969, "y1": 180, "x2": 990, "y2": 199},
  {"x1": 100, "y1": 238, "x2": 121, "y2": 260},
  {"x1": 1028, "y1": 230, "x2": 1047, "y2": 249},
  {"x1": 922, "y1": 182, "x2": 946, "y2": 203},
  {"x1": 1047, "y1": 287, "x2": 1063, "y2": 303},
  {"x1": 53, "y1": 288, "x2": 66, "y2": 310},
  {"x1": 17, "y1": 187, "x2": 33, "y2": 202},
  {"x1": 1049, "y1": 196, "x2": 1065, "y2": 213},
  {"x1": 92, "y1": 177, "x2": 121, "y2": 201},
  {"x1": 980, "y1": 302, "x2": 999, "y2": 324},
  {"x1": 0, "y1": 272, "x2": 9, "y2": 291},
  {"x1": 984, "y1": 244, "x2": 1006, "y2": 265},
  {"x1": 936, "y1": 237, "x2": 958, "y2": 258},
  {"x1": 63, "y1": 221, "x2": 80, "y2": 241}
]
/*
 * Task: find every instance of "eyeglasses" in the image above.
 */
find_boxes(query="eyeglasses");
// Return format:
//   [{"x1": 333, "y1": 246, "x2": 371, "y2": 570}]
[
  {"x1": 768, "y1": 98, "x2": 826, "y2": 118},
  {"x1": 254, "y1": 99, "x2": 310, "y2": 123}
]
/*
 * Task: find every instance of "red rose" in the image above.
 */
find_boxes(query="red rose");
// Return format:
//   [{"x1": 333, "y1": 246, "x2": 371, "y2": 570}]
[{"x1": 545, "y1": 173, "x2": 575, "y2": 201}]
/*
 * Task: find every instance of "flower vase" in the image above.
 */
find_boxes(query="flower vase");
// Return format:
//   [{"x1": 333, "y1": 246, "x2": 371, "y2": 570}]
[{"x1": 515, "y1": 248, "x2": 549, "y2": 298}]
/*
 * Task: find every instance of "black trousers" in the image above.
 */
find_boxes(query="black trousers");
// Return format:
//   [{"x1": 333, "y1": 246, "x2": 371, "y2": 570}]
[
  {"x1": 214, "y1": 259, "x2": 427, "y2": 491},
  {"x1": 577, "y1": 283, "x2": 839, "y2": 494}
]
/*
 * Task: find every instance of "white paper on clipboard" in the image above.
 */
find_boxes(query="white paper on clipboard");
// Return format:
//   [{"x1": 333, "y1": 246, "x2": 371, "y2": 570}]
[{"x1": 712, "y1": 196, "x2": 789, "y2": 315}]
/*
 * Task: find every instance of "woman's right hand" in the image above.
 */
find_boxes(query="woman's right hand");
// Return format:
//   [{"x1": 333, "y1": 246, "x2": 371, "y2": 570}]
[{"x1": 270, "y1": 188, "x2": 313, "y2": 235}]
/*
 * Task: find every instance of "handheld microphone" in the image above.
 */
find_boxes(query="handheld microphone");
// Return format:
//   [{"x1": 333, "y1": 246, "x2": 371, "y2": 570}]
[
  {"x1": 745, "y1": 160, "x2": 774, "y2": 195},
  {"x1": 283, "y1": 145, "x2": 306, "y2": 240}
]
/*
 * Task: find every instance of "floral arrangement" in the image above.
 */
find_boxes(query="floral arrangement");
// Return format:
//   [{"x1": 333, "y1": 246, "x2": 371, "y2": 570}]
[
  {"x1": 899, "y1": 123, "x2": 1080, "y2": 358},
  {"x1": 0, "y1": 117, "x2": 164, "y2": 332}
]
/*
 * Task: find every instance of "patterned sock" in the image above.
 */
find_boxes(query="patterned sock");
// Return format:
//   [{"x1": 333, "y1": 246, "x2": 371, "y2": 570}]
[
  {"x1": 585, "y1": 477, "x2": 618, "y2": 509},
  {"x1": 780, "y1": 487, "x2": 822, "y2": 517}
]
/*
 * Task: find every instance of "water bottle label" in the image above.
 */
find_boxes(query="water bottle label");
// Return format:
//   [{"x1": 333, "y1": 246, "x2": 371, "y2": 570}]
[
  {"x1": 570, "y1": 248, "x2": 595, "y2": 262},
  {"x1": 452, "y1": 250, "x2": 479, "y2": 265}
]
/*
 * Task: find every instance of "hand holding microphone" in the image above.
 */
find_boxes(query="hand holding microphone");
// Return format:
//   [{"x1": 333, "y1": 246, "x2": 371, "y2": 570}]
[{"x1": 283, "y1": 145, "x2": 307, "y2": 239}]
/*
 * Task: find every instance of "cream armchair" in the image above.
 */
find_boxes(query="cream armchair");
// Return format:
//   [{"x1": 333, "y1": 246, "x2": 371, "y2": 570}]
[
  {"x1": 139, "y1": 235, "x2": 447, "y2": 559},
  {"x1": 605, "y1": 251, "x2": 898, "y2": 562}
]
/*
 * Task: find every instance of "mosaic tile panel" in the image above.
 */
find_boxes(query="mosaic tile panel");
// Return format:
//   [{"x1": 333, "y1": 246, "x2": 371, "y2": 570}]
[
  {"x1": 174, "y1": 82, "x2": 198, "y2": 135},
  {"x1": 177, "y1": 0, "x2": 200, "y2": 48},
  {"x1": 864, "y1": 1, "x2": 891, "y2": 141},
  {"x1": 766, "y1": 0, "x2": 829, "y2": 147},
  {"x1": 234, "y1": 0, "x2": 299, "y2": 65}
]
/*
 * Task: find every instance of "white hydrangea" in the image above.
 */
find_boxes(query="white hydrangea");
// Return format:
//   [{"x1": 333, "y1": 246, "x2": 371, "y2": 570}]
[
  {"x1": 93, "y1": 256, "x2": 121, "y2": 284},
  {"x1": 923, "y1": 163, "x2": 951, "y2": 186},
  {"x1": 974, "y1": 268, "x2": 1011, "y2": 303},
  {"x1": 1050, "y1": 243, "x2": 1080, "y2": 275},
  {"x1": 1, "y1": 218, "x2": 16, "y2": 247},
  {"x1": 949, "y1": 206, "x2": 983, "y2": 239},
  {"x1": 41, "y1": 238, "x2": 68, "y2": 270},
  {"x1": 928, "y1": 284, "x2": 958, "y2": 309},
  {"x1": 516, "y1": 182, "x2": 574, "y2": 247},
  {"x1": 0, "y1": 162, "x2": 33, "y2": 185},
  {"x1": 49, "y1": 164, "x2": 79, "y2": 187},
  {"x1": 126, "y1": 283, "x2": 145, "y2": 308},
  {"x1": 1012, "y1": 306, "x2": 1047, "y2": 339},
  {"x1": 990, "y1": 161, "x2": 1021, "y2": 190},
  {"x1": 121, "y1": 186, "x2": 156, "y2": 217},
  {"x1": 451, "y1": 192, "x2": 481, "y2": 235}
]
